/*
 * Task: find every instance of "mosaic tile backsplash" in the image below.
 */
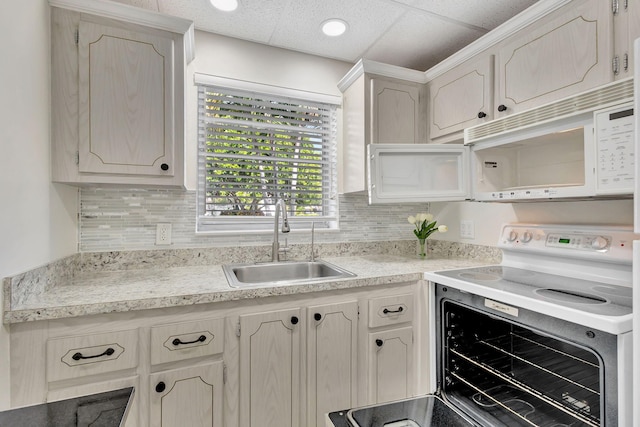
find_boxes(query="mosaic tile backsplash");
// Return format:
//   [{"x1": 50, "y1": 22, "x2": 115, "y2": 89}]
[{"x1": 80, "y1": 188, "x2": 426, "y2": 252}]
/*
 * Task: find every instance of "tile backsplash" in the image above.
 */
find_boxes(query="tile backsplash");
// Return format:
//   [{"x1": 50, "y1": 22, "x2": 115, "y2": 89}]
[{"x1": 80, "y1": 188, "x2": 423, "y2": 252}]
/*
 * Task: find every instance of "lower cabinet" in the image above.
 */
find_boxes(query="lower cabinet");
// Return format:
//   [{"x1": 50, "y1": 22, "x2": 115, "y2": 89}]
[
  {"x1": 239, "y1": 308, "x2": 302, "y2": 427},
  {"x1": 149, "y1": 362, "x2": 224, "y2": 427},
  {"x1": 307, "y1": 301, "x2": 359, "y2": 427},
  {"x1": 367, "y1": 327, "x2": 414, "y2": 404},
  {"x1": 9, "y1": 283, "x2": 420, "y2": 427}
]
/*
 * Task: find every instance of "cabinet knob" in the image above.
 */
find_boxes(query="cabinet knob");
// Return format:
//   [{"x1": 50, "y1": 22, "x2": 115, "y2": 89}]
[
  {"x1": 497, "y1": 104, "x2": 508, "y2": 112},
  {"x1": 375, "y1": 339, "x2": 384, "y2": 347},
  {"x1": 156, "y1": 382, "x2": 166, "y2": 393},
  {"x1": 291, "y1": 316, "x2": 299, "y2": 325},
  {"x1": 314, "y1": 313, "x2": 322, "y2": 321},
  {"x1": 477, "y1": 111, "x2": 487, "y2": 119},
  {"x1": 160, "y1": 163, "x2": 169, "y2": 171}
]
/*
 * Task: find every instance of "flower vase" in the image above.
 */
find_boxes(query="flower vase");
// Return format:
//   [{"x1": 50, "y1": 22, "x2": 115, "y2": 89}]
[{"x1": 418, "y1": 238, "x2": 427, "y2": 259}]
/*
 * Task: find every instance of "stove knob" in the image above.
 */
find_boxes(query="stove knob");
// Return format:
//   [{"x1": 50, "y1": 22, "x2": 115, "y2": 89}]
[
  {"x1": 521, "y1": 231, "x2": 533, "y2": 243},
  {"x1": 506, "y1": 230, "x2": 518, "y2": 242},
  {"x1": 591, "y1": 236, "x2": 609, "y2": 250}
]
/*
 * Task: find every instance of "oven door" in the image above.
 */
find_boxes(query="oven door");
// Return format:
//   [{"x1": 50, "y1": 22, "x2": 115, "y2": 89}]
[{"x1": 344, "y1": 395, "x2": 479, "y2": 427}]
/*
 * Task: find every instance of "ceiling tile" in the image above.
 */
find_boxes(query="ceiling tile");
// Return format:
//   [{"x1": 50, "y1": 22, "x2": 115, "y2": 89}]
[
  {"x1": 269, "y1": 0, "x2": 406, "y2": 62},
  {"x1": 157, "y1": 0, "x2": 291, "y2": 43},
  {"x1": 364, "y1": 12, "x2": 485, "y2": 70},
  {"x1": 395, "y1": 0, "x2": 539, "y2": 30}
]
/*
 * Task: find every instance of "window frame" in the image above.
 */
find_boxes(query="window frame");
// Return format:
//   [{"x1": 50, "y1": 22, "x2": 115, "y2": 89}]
[{"x1": 195, "y1": 74, "x2": 340, "y2": 235}]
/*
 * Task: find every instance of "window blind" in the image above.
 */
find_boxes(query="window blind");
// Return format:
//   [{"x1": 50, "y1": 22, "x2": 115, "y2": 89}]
[{"x1": 197, "y1": 84, "x2": 338, "y2": 233}]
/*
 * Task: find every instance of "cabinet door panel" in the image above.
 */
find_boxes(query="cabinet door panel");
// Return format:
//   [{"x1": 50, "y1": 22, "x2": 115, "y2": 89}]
[
  {"x1": 371, "y1": 79, "x2": 420, "y2": 144},
  {"x1": 498, "y1": 0, "x2": 613, "y2": 114},
  {"x1": 307, "y1": 301, "x2": 358, "y2": 427},
  {"x1": 239, "y1": 308, "x2": 301, "y2": 427},
  {"x1": 149, "y1": 363, "x2": 223, "y2": 427},
  {"x1": 78, "y1": 21, "x2": 174, "y2": 176},
  {"x1": 429, "y1": 56, "x2": 493, "y2": 140},
  {"x1": 368, "y1": 327, "x2": 414, "y2": 404}
]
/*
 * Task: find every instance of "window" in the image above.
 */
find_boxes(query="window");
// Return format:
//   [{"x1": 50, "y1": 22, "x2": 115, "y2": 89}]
[{"x1": 197, "y1": 78, "x2": 339, "y2": 233}]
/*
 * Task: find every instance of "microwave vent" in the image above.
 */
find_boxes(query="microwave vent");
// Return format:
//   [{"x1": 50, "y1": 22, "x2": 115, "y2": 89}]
[{"x1": 465, "y1": 78, "x2": 634, "y2": 144}]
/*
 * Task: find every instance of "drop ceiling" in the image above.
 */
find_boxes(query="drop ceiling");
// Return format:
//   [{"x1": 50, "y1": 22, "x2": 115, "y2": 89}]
[{"x1": 110, "y1": 0, "x2": 539, "y2": 71}]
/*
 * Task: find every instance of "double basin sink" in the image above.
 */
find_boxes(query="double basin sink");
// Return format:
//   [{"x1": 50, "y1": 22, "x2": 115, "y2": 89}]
[{"x1": 223, "y1": 260, "x2": 356, "y2": 288}]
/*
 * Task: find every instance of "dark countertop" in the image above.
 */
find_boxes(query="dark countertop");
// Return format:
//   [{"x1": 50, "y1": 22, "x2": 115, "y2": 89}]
[{"x1": 0, "y1": 387, "x2": 134, "y2": 427}]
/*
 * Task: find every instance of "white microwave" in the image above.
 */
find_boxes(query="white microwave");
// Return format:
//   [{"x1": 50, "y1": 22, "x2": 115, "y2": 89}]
[
  {"x1": 470, "y1": 102, "x2": 634, "y2": 201},
  {"x1": 367, "y1": 82, "x2": 634, "y2": 204}
]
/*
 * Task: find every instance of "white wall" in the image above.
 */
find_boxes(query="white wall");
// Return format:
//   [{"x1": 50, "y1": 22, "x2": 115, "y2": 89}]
[{"x1": 0, "y1": 0, "x2": 78, "y2": 409}]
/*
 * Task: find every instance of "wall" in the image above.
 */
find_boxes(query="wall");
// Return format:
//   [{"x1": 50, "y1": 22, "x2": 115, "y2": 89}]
[{"x1": 0, "y1": 0, "x2": 78, "y2": 409}]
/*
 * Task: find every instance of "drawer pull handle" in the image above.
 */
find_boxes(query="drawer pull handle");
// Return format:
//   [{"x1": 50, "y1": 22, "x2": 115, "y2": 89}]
[
  {"x1": 172, "y1": 335, "x2": 207, "y2": 346},
  {"x1": 383, "y1": 307, "x2": 404, "y2": 314},
  {"x1": 72, "y1": 347, "x2": 115, "y2": 361}
]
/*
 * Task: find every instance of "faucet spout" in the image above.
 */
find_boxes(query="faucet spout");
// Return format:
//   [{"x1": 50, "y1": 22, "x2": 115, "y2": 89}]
[{"x1": 272, "y1": 199, "x2": 290, "y2": 261}]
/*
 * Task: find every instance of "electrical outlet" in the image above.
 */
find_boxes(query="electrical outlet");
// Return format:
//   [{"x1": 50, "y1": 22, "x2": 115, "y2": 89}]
[
  {"x1": 460, "y1": 220, "x2": 475, "y2": 239},
  {"x1": 156, "y1": 223, "x2": 172, "y2": 245}
]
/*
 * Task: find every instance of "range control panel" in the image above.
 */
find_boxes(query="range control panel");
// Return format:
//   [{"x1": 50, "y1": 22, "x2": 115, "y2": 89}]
[{"x1": 499, "y1": 224, "x2": 634, "y2": 262}]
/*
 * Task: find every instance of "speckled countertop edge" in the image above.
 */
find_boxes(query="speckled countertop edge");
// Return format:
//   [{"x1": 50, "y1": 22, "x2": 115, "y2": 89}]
[{"x1": 3, "y1": 241, "x2": 501, "y2": 324}]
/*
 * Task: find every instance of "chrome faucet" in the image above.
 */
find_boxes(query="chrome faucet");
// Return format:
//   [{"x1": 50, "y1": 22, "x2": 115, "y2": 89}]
[{"x1": 272, "y1": 199, "x2": 290, "y2": 261}]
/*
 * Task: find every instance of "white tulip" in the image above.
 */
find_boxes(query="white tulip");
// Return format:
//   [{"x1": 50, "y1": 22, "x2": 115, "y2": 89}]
[
  {"x1": 424, "y1": 213, "x2": 434, "y2": 222},
  {"x1": 438, "y1": 225, "x2": 448, "y2": 232},
  {"x1": 407, "y1": 216, "x2": 416, "y2": 224}
]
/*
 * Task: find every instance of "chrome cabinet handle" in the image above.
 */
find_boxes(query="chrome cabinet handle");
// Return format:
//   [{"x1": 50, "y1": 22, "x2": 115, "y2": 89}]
[{"x1": 72, "y1": 347, "x2": 115, "y2": 361}]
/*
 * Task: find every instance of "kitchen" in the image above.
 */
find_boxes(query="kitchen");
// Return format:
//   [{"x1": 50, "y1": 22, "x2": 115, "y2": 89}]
[{"x1": 0, "y1": 0, "x2": 637, "y2": 426}]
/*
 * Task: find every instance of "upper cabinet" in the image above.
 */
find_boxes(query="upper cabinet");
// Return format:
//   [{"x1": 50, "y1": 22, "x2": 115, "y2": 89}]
[
  {"x1": 428, "y1": 56, "x2": 494, "y2": 142},
  {"x1": 338, "y1": 60, "x2": 427, "y2": 194},
  {"x1": 496, "y1": 0, "x2": 613, "y2": 116},
  {"x1": 613, "y1": 0, "x2": 640, "y2": 80},
  {"x1": 50, "y1": 0, "x2": 194, "y2": 187}
]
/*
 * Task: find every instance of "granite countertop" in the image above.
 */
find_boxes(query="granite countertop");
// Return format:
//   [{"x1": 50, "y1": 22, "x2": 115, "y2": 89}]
[{"x1": 3, "y1": 241, "x2": 500, "y2": 324}]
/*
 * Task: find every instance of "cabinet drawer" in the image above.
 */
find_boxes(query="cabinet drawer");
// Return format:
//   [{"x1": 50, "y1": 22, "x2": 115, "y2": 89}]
[
  {"x1": 150, "y1": 318, "x2": 224, "y2": 365},
  {"x1": 47, "y1": 329, "x2": 139, "y2": 382},
  {"x1": 368, "y1": 294, "x2": 414, "y2": 328}
]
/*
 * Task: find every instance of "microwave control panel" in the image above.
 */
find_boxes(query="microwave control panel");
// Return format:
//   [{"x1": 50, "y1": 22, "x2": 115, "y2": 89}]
[{"x1": 594, "y1": 103, "x2": 634, "y2": 193}]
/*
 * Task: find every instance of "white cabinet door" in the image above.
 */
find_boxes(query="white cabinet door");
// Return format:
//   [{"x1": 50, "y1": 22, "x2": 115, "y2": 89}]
[
  {"x1": 239, "y1": 308, "x2": 302, "y2": 427},
  {"x1": 307, "y1": 301, "x2": 358, "y2": 427},
  {"x1": 497, "y1": 0, "x2": 613, "y2": 115},
  {"x1": 78, "y1": 21, "x2": 175, "y2": 177},
  {"x1": 429, "y1": 56, "x2": 493, "y2": 141},
  {"x1": 371, "y1": 78, "x2": 421, "y2": 144},
  {"x1": 367, "y1": 144, "x2": 470, "y2": 204},
  {"x1": 368, "y1": 327, "x2": 414, "y2": 404},
  {"x1": 149, "y1": 362, "x2": 224, "y2": 427}
]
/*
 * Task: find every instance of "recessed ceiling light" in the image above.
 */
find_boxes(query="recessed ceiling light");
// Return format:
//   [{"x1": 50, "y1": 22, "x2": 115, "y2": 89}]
[
  {"x1": 322, "y1": 19, "x2": 348, "y2": 37},
  {"x1": 209, "y1": 0, "x2": 238, "y2": 12}
]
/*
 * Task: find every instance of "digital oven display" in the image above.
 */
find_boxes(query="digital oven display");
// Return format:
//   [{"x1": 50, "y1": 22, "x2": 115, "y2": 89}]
[{"x1": 558, "y1": 238, "x2": 571, "y2": 244}]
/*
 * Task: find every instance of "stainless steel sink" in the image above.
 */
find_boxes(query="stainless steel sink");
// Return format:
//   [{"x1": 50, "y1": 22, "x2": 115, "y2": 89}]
[{"x1": 222, "y1": 260, "x2": 356, "y2": 288}]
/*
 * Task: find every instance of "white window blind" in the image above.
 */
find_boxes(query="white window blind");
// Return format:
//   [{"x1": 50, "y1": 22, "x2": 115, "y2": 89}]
[{"x1": 197, "y1": 83, "x2": 338, "y2": 233}]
